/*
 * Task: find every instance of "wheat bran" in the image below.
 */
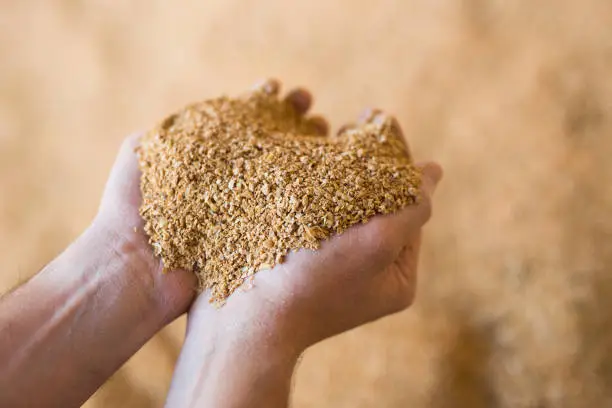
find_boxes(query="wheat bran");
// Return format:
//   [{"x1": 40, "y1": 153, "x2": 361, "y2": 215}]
[{"x1": 137, "y1": 83, "x2": 421, "y2": 302}]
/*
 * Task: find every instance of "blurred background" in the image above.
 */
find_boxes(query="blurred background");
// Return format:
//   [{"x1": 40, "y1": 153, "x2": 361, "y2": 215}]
[{"x1": 2, "y1": 1, "x2": 612, "y2": 407}]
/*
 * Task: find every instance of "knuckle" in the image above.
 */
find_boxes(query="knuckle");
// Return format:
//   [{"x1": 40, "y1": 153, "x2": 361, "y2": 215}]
[{"x1": 395, "y1": 295, "x2": 414, "y2": 312}]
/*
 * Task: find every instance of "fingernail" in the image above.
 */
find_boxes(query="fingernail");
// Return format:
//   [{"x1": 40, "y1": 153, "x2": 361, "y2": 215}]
[
  {"x1": 372, "y1": 112, "x2": 389, "y2": 127},
  {"x1": 252, "y1": 78, "x2": 280, "y2": 95},
  {"x1": 358, "y1": 108, "x2": 381, "y2": 124}
]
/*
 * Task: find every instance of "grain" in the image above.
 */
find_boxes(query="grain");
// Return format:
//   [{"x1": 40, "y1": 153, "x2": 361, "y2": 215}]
[{"x1": 137, "y1": 82, "x2": 421, "y2": 302}]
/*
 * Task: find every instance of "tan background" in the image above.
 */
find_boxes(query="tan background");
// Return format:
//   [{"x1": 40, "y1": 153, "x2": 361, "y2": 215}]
[{"x1": 2, "y1": 1, "x2": 612, "y2": 407}]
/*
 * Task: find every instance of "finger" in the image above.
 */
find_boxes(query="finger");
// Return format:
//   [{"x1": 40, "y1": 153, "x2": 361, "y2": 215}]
[
  {"x1": 102, "y1": 133, "x2": 143, "y2": 209},
  {"x1": 398, "y1": 161, "x2": 443, "y2": 226},
  {"x1": 304, "y1": 115, "x2": 329, "y2": 136},
  {"x1": 251, "y1": 78, "x2": 281, "y2": 95},
  {"x1": 389, "y1": 116, "x2": 411, "y2": 158},
  {"x1": 345, "y1": 110, "x2": 411, "y2": 156},
  {"x1": 417, "y1": 161, "x2": 443, "y2": 198},
  {"x1": 360, "y1": 110, "x2": 411, "y2": 155},
  {"x1": 368, "y1": 161, "x2": 442, "y2": 246},
  {"x1": 357, "y1": 108, "x2": 382, "y2": 124},
  {"x1": 284, "y1": 88, "x2": 312, "y2": 115},
  {"x1": 337, "y1": 123, "x2": 356, "y2": 136}
]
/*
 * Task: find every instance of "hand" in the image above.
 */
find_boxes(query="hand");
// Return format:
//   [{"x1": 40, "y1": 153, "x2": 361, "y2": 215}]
[
  {"x1": 94, "y1": 80, "x2": 331, "y2": 317},
  {"x1": 188, "y1": 155, "x2": 442, "y2": 352},
  {"x1": 0, "y1": 127, "x2": 207, "y2": 407},
  {"x1": 94, "y1": 134, "x2": 197, "y2": 318},
  {"x1": 230, "y1": 163, "x2": 441, "y2": 348},
  {"x1": 165, "y1": 81, "x2": 442, "y2": 408}
]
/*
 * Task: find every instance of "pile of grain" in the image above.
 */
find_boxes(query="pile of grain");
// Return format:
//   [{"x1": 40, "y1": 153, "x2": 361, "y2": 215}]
[{"x1": 138, "y1": 83, "x2": 421, "y2": 302}]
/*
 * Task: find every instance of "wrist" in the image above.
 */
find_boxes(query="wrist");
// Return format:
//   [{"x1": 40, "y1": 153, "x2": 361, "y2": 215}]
[
  {"x1": 190, "y1": 288, "x2": 311, "y2": 357},
  {"x1": 87, "y1": 214, "x2": 196, "y2": 323},
  {"x1": 0, "y1": 218, "x2": 196, "y2": 407},
  {"x1": 167, "y1": 294, "x2": 301, "y2": 407}
]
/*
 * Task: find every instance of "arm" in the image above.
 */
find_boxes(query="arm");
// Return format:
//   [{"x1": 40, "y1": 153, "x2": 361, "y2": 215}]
[
  {"x1": 0, "y1": 137, "x2": 196, "y2": 408},
  {"x1": 0, "y1": 82, "x2": 332, "y2": 407},
  {"x1": 165, "y1": 294, "x2": 301, "y2": 408}
]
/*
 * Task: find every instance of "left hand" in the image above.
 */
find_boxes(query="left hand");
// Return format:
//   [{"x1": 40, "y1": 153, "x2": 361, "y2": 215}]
[{"x1": 95, "y1": 133, "x2": 197, "y2": 316}]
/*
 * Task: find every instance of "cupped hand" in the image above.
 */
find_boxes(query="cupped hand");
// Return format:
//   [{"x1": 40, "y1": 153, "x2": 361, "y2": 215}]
[
  {"x1": 186, "y1": 80, "x2": 442, "y2": 353},
  {"x1": 94, "y1": 80, "x2": 327, "y2": 319}
]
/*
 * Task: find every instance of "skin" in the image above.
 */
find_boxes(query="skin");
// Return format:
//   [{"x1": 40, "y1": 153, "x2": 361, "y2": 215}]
[
  {"x1": 0, "y1": 80, "x2": 441, "y2": 408},
  {"x1": 0, "y1": 133, "x2": 197, "y2": 407}
]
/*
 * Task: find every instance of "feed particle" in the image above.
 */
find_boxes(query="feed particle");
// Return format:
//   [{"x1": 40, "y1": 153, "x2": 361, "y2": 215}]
[{"x1": 137, "y1": 83, "x2": 421, "y2": 302}]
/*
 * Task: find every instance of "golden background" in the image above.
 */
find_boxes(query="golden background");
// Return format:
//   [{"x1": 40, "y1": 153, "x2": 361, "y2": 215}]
[{"x1": 2, "y1": 1, "x2": 612, "y2": 406}]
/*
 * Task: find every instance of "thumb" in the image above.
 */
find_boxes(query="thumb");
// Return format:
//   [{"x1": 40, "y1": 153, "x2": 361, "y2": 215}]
[
  {"x1": 418, "y1": 161, "x2": 443, "y2": 198},
  {"x1": 100, "y1": 133, "x2": 143, "y2": 213},
  {"x1": 386, "y1": 161, "x2": 443, "y2": 236}
]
